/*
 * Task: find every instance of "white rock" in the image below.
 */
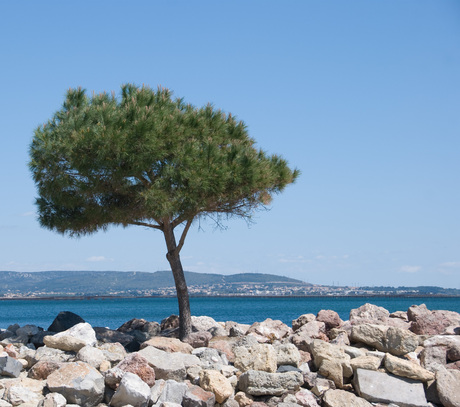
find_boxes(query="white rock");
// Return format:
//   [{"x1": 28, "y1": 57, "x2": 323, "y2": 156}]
[{"x1": 110, "y1": 372, "x2": 151, "y2": 407}]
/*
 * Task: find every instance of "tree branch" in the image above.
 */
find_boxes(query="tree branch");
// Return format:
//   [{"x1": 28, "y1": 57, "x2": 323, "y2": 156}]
[
  {"x1": 176, "y1": 218, "x2": 193, "y2": 254},
  {"x1": 129, "y1": 221, "x2": 162, "y2": 230}
]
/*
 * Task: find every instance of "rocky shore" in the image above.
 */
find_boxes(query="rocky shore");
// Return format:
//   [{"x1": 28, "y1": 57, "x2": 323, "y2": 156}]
[{"x1": 0, "y1": 303, "x2": 459, "y2": 407}]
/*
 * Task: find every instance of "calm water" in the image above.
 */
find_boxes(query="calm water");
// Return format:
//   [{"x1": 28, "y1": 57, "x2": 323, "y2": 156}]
[{"x1": 1, "y1": 296, "x2": 459, "y2": 330}]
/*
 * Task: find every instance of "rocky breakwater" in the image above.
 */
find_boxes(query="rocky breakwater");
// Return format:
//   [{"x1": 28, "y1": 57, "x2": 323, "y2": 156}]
[{"x1": 0, "y1": 304, "x2": 458, "y2": 407}]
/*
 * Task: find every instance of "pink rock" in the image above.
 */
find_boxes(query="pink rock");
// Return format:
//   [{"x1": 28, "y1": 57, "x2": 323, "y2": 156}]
[
  {"x1": 184, "y1": 383, "x2": 215, "y2": 406},
  {"x1": 246, "y1": 318, "x2": 292, "y2": 343},
  {"x1": 409, "y1": 305, "x2": 460, "y2": 335},
  {"x1": 316, "y1": 310, "x2": 342, "y2": 330},
  {"x1": 4, "y1": 344, "x2": 19, "y2": 358},
  {"x1": 293, "y1": 314, "x2": 316, "y2": 331},
  {"x1": 447, "y1": 361, "x2": 460, "y2": 371},
  {"x1": 349, "y1": 303, "x2": 390, "y2": 325},
  {"x1": 28, "y1": 360, "x2": 62, "y2": 380},
  {"x1": 183, "y1": 331, "x2": 212, "y2": 348},
  {"x1": 112, "y1": 353, "x2": 155, "y2": 387},
  {"x1": 295, "y1": 388, "x2": 320, "y2": 407},
  {"x1": 208, "y1": 337, "x2": 238, "y2": 363},
  {"x1": 291, "y1": 321, "x2": 329, "y2": 352}
]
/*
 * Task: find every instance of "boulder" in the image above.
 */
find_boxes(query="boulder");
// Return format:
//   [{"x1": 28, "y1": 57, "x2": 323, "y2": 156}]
[
  {"x1": 349, "y1": 355, "x2": 382, "y2": 371},
  {"x1": 107, "y1": 352, "x2": 155, "y2": 387},
  {"x1": 48, "y1": 311, "x2": 85, "y2": 333},
  {"x1": 3, "y1": 384, "x2": 44, "y2": 406},
  {"x1": 117, "y1": 318, "x2": 161, "y2": 337},
  {"x1": 44, "y1": 322, "x2": 97, "y2": 352},
  {"x1": 349, "y1": 303, "x2": 390, "y2": 325},
  {"x1": 234, "y1": 343, "x2": 277, "y2": 373},
  {"x1": 29, "y1": 346, "x2": 73, "y2": 366},
  {"x1": 76, "y1": 345, "x2": 105, "y2": 369},
  {"x1": 191, "y1": 316, "x2": 227, "y2": 337},
  {"x1": 309, "y1": 339, "x2": 352, "y2": 387},
  {"x1": 138, "y1": 345, "x2": 200, "y2": 381},
  {"x1": 46, "y1": 361, "x2": 105, "y2": 407},
  {"x1": 184, "y1": 331, "x2": 213, "y2": 348},
  {"x1": 420, "y1": 345, "x2": 448, "y2": 372},
  {"x1": 291, "y1": 321, "x2": 328, "y2": 352},
  {"x1": 351, "y1": 324, "x2": 418, "y2": 356},
  {"x1": 37, "y1": 392, "x2": 67, "y2": 407},
  {"x1": 110, "y1": 371, "x2": 151, "y2": 407},
  {"x1": 316, "y1": 310, "x2": 342, "y2": 330},
  {"x1": 153, "y1": 379, "x2": 189, "y2": 405},
  {"x1": 0, "y1": 355, "x2": 23, "y2": 378},
  {"x1": 246, "y1": 318, "x2": 292, "y2": 343},
  {"x1": 323, "y1": 389, "x2": 372, "y2": 407},
  {"x1": 43, "y1": 335, "x2": 86, "y2": 352},
  {"x1": 141, "y1": 336, "x2": 193, "y2": 354},
  {"x1": 98, "y1": 342, "x2": 127, "y2": 364},
  {"x1": 384, "y1": 353, "x2": 435, "y2": 382},
  {"x1": 208, "y1": 336, "x2": 238, "y2": 363},
  {"x1": 353, "y1": 368, "x2": 429, "y2": 407},
  {"x1": 294, "y1": 389, "x2": 320, "y2": 407},
  {"x1": 161, "y1": 315, "x2": 180, "y2": 331},
  {"x1": 28, "y1": 360, "x2": 62, "y2": 380},
  {"x1": 408, "y1": 305, "x2": 460, "y2": 335},
  {"x1": 192, "y1": 347, "x2": 228, "y2": 368},
  {"x1": 436, "y1": 368, "x2": 460, "y2": 407},
  {"x1": 274, "y1": 343, "x2": 301, "y2": 367},
  {"x1": 238, "y1": 370, "x2": 303, "y2": 396},
  {"x1": 183, "y1": 383, "x2": 216, "y2": 407},
  {"x1": 94, "y1": 327, "x2": 138, "y2": 351},
  {"x1": 292, "y1": 314, "x2": 316, "y2": 331},
  {"x1": 199, "y1": 369, "x2": 233, "y2": 403}
]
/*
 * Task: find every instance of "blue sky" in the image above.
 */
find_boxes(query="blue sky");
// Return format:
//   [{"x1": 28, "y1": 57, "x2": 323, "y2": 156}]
[{"x1": 1, "y1": 1, "x2": 459, "y2": 288}]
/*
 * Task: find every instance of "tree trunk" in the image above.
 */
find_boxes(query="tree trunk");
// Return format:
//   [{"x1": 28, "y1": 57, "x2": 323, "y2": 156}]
[{"x1": 163, "y1": 222, "x2": 192, "y2": 340}]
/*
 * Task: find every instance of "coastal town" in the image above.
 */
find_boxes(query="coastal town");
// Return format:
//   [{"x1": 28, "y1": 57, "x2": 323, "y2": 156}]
[{"x1": 1, "y1": 272, "x2": 459, "y2": 299}]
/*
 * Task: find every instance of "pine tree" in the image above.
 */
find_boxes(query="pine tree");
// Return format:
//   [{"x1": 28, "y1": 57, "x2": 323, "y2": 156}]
[{"x1": 29, "y1": 84, "x2": 299, "y2": 339}]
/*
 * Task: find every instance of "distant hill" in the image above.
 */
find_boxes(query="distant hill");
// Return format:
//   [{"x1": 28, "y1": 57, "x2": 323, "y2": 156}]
[
  {"x1": 0, "y1": 270, "x2": 308, "y2": 297},
  {"x1": 0, "y1": 270, "x2": 458, "y2": 297}
]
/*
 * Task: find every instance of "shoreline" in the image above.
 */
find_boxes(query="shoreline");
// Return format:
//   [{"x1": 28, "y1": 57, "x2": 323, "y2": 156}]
[{"x1": 1, "y1": 293, "x2": 460, "y2": 301}]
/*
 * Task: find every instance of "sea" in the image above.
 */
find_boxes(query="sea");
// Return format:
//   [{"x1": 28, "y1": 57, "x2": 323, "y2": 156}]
[{"x1": 1, "y1": 296, "x2": 459, "y2": 330}]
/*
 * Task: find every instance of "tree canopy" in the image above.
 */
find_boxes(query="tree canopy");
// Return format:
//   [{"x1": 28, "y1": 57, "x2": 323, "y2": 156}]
[{"x1": 29, "y1": 84, "x2": 299, "y2": 338}]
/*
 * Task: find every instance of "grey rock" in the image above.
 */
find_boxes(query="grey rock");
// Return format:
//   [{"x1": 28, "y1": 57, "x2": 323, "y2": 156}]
[
  {"x1": 37, "y1": 392, "x2": 67, "y2": 407},
  {"x1": 353, "y1": 368, "x2": 429, "y2": 407},
  {"x1": 183, "y1": 384, "x2": 215, "y2": 407},
  {"x1": 155, "y1": 379, "x2": 188, "y2": 405},
  {"x1": 76, "y1": 345, "x2": 105, "y2": 369},
  {"x1": 436, "y1": 368, "x2": 460, "y2": 407},
  {"x1": 16, "y1": 325, "x2": 40, "y2": 338},
  {"x1": 275, "y1": 343, "x2": 301, "y2": 367},
  {"x1": 0, "y1": 355, "x2": 23, "y2": 378},
  {"x1": 234, "y1": 342, "x2": 277, "y2": 373},
  {"x1": 3, "y1": 384, "x2": 43, "y2": 406},
  {"x1": 46, "y1": 361, "x2": 105, "y2": 407},
  {"x1": 238, "y1": 370, "x2": 303, "y2": 396},
  {"x1": 29, "y1": 345, "x2": 74, "y2": 366},
  {"x1": 277, "y1": 365, "x2": 302, "y2": 373},
  {"x1": 420, "y1": 345, "x2": 448, "y2": 372},
  {"x1": 192, "y1": 347, "x2": 227, "y2": 367},
  {"x1": 138, "y1": 346, "x2": 200, "y2": 381},
  {"x1": 191, "y1": 316, "x2": 227, "y2": 337},
  {"x1": 94, "y1": 326, "x2": 138, "y2": 351},
  {"x1": 351, "y1": 324, "x2": 418, "y2": 356},
  {"x1": 110, "y1": 372, "x2": 151, "y2": 407}
]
